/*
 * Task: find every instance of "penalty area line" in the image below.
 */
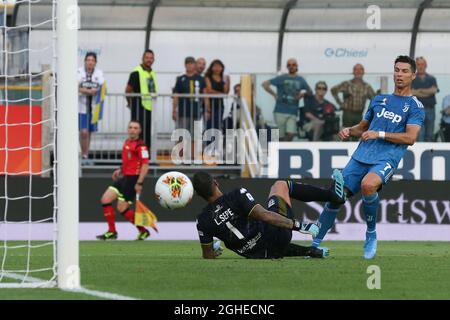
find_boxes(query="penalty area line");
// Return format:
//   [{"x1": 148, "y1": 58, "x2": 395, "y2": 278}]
[{"x1": 1, "y1": 272, "x2": 138, "y2": 300}]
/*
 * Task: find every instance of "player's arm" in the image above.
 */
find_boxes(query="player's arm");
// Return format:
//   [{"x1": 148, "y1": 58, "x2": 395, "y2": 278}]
[
  {"x1": 201, "y1": 243, "x2": 216, "y2": 259},
  {"x1": 236, "y1": 188, "x2": 318, "y2": 236},
  {"x1": 339, "y1": 119, "x2": 369, "y2": 140},
  {"x1": 361, "y1": 125, "x2": 421, "y2": 146},
  {"x1": 197, "y1": 223, "x2": 221, "y2": 259},
  {"x1": 248, "y1": 204, "x2": 306, "y2": 232},
  {"x1": 237, "y1": 189, "x2": 308, "y2": 231},
  {"x1": 200, "y1": 243, "x2": 223, "y2": 259}
]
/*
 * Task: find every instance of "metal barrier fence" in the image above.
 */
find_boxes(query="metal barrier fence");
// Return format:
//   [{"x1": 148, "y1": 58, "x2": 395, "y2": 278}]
[{"x1": 88, "y1": 93, "x2": 242, "y2": 166}]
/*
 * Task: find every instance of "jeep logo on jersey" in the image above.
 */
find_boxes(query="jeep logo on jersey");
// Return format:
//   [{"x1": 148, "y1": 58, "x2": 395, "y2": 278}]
[{"x1": 376, "y1": 107, "x2": 402, "y2": 123}]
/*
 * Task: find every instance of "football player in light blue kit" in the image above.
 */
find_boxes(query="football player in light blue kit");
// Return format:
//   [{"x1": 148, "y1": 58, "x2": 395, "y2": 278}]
[{"x1": 312, "y1": 55, "x2": 425, "y2": 259}]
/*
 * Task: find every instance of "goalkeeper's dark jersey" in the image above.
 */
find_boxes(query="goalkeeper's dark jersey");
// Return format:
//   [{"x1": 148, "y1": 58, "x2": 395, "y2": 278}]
[{"x1": 196, "y1": 188, "x2": 268, "y2": 258}]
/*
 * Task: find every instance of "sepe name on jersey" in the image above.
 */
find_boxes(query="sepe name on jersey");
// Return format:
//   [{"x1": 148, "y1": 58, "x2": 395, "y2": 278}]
[{"x1": 214, "y1": 207, "x2": 235, "y2": 225}]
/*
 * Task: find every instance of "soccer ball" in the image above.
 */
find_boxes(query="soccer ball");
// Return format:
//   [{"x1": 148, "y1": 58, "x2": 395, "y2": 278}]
[{"x1": 155, "y1": 171, "x2": 194, "y2": 210}]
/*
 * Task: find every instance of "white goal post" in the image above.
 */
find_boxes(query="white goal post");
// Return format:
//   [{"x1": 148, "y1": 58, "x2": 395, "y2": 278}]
[
  {"x1": 56, "y1": 0, "x2": 79, "y2": 290},
  {"x1": 0, "y1": 0, "x2": 79, "y2": 289}
]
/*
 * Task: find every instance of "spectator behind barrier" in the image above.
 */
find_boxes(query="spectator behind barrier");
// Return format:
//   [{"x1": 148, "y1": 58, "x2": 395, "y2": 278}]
[
  {"x1": 205, "y1": 59, "x2": 230, "y2": 132},
  {"x1": 262, "y1": 58, "x2": 311, "y2": 141},
  {"x1": 196, "y1": 57, "x2": 207, "y2": 76},
  {"x1": 126, "y1": 49, "x2": 158, "y2": 150},
  {"x1": 331, "y1": 63, "x2": 376, "y2": 139},
  {"x1": 172, "y1": 56, "x2": 208, "y2": 160},
  {"x1": 78, "y1": 52, "x2": 105, "y2": 165},
  {"x1": 441, "y1": 94, "x2": 450, "y2": 142},
  {"x1": 303, "y1": 81, "x2": 339, "y2": 141},
  {"x1": 412, "y1": 57, "x2": 439, "y2": 142}
]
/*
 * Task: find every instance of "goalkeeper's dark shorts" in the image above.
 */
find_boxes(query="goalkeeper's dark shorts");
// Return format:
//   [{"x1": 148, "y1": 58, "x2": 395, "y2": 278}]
[
  {"x1": 109, "y1": 175, "x2": 139, "y2": 203},
  {"x1": 262, "y1": 195, "x2": 294, "y2": 259}
]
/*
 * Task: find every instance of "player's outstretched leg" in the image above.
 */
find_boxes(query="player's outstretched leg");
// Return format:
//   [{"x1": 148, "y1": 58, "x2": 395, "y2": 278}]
[
  {"x1": 286, "y1": 169, "x2": 346, "y2": 204},
  {"x1": 361, "y1": 173, "x2": 381, "y2": 259},
  {"x1": 118, "y1": 202, "x2": 150, "y2": 241},
  {"x1": 268, "y1": 181, "x2": 319, "y2": 238},
  {"x1": 332, "y1": 169, "x2": 345, "y2": 201},
  {"x1": 97, "y1": 188, "x2": 119, "y2": 240},
  {"x1": 311, "y1": 169, "x2": 346, "y2": 247},
  {"x1": 311, "y1": 203, "x2": 340, "y2": 247}
]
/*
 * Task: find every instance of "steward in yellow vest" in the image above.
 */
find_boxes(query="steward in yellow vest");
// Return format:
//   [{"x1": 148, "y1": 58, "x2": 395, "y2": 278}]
[{"x1": 126, "y1": 50, "x2": 158, "y2": 149}]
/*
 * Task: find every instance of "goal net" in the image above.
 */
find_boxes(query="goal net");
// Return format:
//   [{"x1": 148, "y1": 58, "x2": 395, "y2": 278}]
[{"x1": 0, "y1": 0, "x2": 79, "y2": 289}]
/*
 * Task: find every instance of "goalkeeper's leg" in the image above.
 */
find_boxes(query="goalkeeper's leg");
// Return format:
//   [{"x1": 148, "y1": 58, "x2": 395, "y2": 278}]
[
  {"x1": 283, "y1": 243, "x2": 329, "y2": 258},
  {"x1": 286, "y1": 169, "x2": 346, "y2": 204}
]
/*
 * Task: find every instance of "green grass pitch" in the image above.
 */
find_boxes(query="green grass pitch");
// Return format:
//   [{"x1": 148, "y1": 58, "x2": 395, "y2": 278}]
[{"x1": 0, "y1": 241, "x2": 449, "y2": 300}]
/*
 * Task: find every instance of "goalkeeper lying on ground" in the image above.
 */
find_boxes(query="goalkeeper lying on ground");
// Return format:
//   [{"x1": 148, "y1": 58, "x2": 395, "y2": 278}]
[{"x1": 193, "y1": 171, "x2": 346, "y2": 259}]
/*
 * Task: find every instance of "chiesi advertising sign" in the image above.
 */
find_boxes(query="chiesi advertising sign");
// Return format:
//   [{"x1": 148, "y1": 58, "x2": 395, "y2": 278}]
[{"x1": 268, "y1": 142, "x2": 450, "y2": 181}]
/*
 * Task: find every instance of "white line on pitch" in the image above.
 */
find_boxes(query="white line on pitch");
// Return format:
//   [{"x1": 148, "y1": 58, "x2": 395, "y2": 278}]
[
  {"x1": 0, "y1": 272, "x2": 56, "y2": 288},
  {"x1": 1, "y1": 272, "x2": 138, "y2": 300},
  {"x1": 64, "y1": 287, "x2": 138, "y2": 300}
]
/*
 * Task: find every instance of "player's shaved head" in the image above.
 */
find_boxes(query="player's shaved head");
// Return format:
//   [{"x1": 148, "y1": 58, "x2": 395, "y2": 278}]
[{"x1": 193, "y1": 172, "x2": 215, "y2": 201}]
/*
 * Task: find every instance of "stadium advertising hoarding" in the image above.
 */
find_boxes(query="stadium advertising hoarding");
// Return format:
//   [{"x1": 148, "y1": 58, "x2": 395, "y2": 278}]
[
  {"x1": 268, "y1": 142, "x2": 450, "y2": 181},
  {"x1": 0, "y1": 105, "x2": 42, "y2": 174},
  {"x1": 2, "y1": 177, "x2": 450, "y2": 241}
]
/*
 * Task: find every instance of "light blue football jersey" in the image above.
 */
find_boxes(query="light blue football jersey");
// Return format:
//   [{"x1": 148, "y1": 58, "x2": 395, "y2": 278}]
[{"x1": 352, "y1": 94, "x2": 425, "y2": 168}]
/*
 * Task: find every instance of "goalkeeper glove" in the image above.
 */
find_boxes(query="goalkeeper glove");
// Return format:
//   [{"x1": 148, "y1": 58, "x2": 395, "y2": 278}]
[
  {"x1": 292, "y1": 219, "x2": 319, "y2": 238},
  {"x1": 213, "y1": 240, "x2": 223, "y2": 256}
]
